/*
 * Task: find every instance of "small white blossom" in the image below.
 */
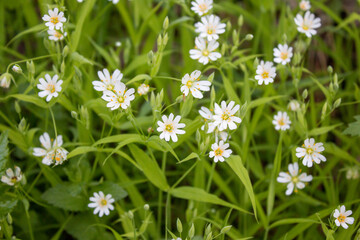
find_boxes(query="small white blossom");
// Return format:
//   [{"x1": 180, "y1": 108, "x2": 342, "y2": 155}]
[
  {"x1": 138, "y1": 83, "x2": 150, "y2": 96},
  {"x1": 109, "y1": 0, "x2": 119, "y2": 4},
  {"x1": 102, "y1": 82, "x2": 135, "y2": 110},
  {"x1": 12, "y1": 64, "x2": 22, "y2": 74},
  {"x1": 209, "y1": 140, "x2": 232, "y2": 162},
  {"x1": 299, "y1": 0, "x2": 311, "y2": 11},
  {"x1": 92, "y1": 69, "x2": 123, "y2": 92},
  {"x1": 181, "y1": 70, "x2": 211, "y2": 99},
  {"x1": 288, "y1": 100, "x2": 300, "y2": 111},
  {"x1": 296, "y1": 138, "x2": 326, "y2": 167},
  {"x1": 37, "y1": 74, "x2": 63, "y2": 102},
  {"x1": 48, "y1": 29, "x2": 67, "y2": 41},
  {"x1": 191, "y1": 0, "x2": 213, "y2": 16},
  {"x1": 157, "y1": 114, "x2": 186, "y2": 142},
  {"x1": 273, "y1": 44, "x2": 293, "y2": 65},
  {"x1": 213, "y1": 101, "x2": 241, "y2": 131},
  {"x1": 333, "y1": 205, "x2": 355, "y2": 229},
  {"x1": 88, "y1": 191, "x2": 115, "y2": 217},
  {"x1": 255, "y1": 61, "x2": 276, "y2": 85},
  {"x1": 195, "y1": 15, "x2": 226, "y2": 41},
  {"x1": 277, "y1": 162, "x2": 312, "y2": 195},
  {"x1": 0, "y1": 73, "x2": 12, "y2": 88},
  {"x1": 33, "y1": 132, "x2": 69, "y2": 166},
  {"x1": 199, "y1": 106, "x2": 216, "y2": 133},
  {"x1": 294, "y1": 11, "x2": 321, "y2": 38},
  {"x1": 115, "y1": 41, "x2": 122, "y2": 47},
  {"x1": 272, "y1": 111, "x2": 291, "y2": 131},
  {"x1": 189, "y1": 37, "x2": 221, "y2": 65},
  {"x1": 42, "y1": 8, "x2": 66, "y2": 30},
  {"x1": 1, "y1": 167, "x2": 23, "y2": 186}
]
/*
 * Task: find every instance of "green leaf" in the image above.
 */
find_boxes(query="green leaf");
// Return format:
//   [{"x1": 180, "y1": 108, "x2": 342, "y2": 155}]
[
  {"x1": 91, "y1": 182, "x2": 128, "y2": 201},
  {"x1": 343, "y1": 115, "x2": 360, "y2": 137},
  {"x1": 0, "y1": 130, "x2": 9, "y2": 172},
  {"x1": 93, "y1": 134, "x2": 144, "y2": 146},
  {"x1": 1, "y1": 94, "x2": 47, "y2": 108},
  {"x1": 147, "y1": 135, "x2": 179, "y2": 160},
  {"x1": 128, "y1": 144, "x2": 169, "y2": 191},
  {"x1": 170, "y1": 186, "x2": 251, "y2": 214},
  {"x1": 308, "y1": 123, "x2": 342, "y2": 136},
  {"x1": 125, "y1": 74, "x2": 152, "y2": 85},
  {"x1": 42, "y1": 183, "x2": 87, "y2": 211},
  {"x1": 249, "y1": 95, "x2": 287, "y2": 109},
  {"x1": 177, "y1": 152, "x2": 200, "y2": 164},
  {"x1": 0, "y1": 197, "x2": 18, "y2": 217},
  {"x1": 227, "y1": 155, "x2": 257, "y2": 219}
]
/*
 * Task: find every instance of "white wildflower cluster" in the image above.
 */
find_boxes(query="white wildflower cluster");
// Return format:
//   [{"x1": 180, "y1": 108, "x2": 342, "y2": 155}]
[
  {"x1": 42, "y1": 8, "x2": 67, "y2": 41},
  {"x1": 189, "y1": 0, "x2": 223, "y2": 65}
]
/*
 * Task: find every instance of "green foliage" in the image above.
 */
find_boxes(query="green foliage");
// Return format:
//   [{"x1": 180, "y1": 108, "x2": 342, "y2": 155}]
[{"x1": 343, "y1": 115, "x2": 360, "y2": 137}]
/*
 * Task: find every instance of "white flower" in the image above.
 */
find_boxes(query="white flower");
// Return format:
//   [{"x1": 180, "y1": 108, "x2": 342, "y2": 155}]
[
  {"x1": 12, "y1": 64, "x2": 22, "y2": 73},
  {"x1": 157, "y1": 114, "x2": 186, "y2": 142},
  {"x1": 115, "y1": 41, "x2": 122, "y2": 47},
  {"x1": 209, "y1": 140, "x2": 232, "y2": 162},
  {"x1": 288, "y1": 100, "x2": 300, "y2": 111},
  {"x1": 299, "y1": 0, "x2": 311, "y2": 11},
  {"x1": 138, "y1": 83, "x2": 150, "y2": 96},
  {"x1": 33, "y1": 132, "x2": 69, "y2": 166},
  {"x1": 92, "y1": 69, "x2": 123, "y2": 92},
  {"x1": 191, "y1": 0, "x2": 213, "y2": 16},
  {"x1": 213, "y1": 101, "x2": 241, "y2": 131},
  {"x1": 181, "y1": 70, "x2": 211, "y2": 99},
  {"x1": 189, "y1": 37, "x2": 221, "y2": 65},
  {"x1": 195, "y1": 15, "x2": 226, "y2": 41},
  {"x1": 37, "y1": 74, "x2": 63, "y2": 102},
  {"x1": 277, "y1": 162, "x2": 312, "y2": 195},
  {"x1": 272, "y1": 111, "x2": 291, "y2": 131},
  {"x1": 101, "y1": 82, "x2": 135, "y2": 110},
  {"x1": 0, "y1": 73, "x2": 12, "y2": 88},
  {"x1": 77, "y1": 0, "x2": 84, "y2": 2},
  {"x1": 294, "y1": 11, "x2": 321, "y2": 38},
  {"x1": 172, "y1": 238, "x2": 182, "y2": 240},
  {"x1": 296, "y1": 138, "x2": 326, "y2": 167},
  {"x1": 1, "y1": 167, "x2": 23, "y2": 186},
  {"x1": 273, "y1": 44, "x2": 293, "y2": 65},
  {"x1": 333, "y1": 205, "x2": 355, "y2": 229},
  {"x1": 48, "y1": 29, "x2": 67, "y2": 41},
  {"x1": 199, "y1": 106, "x2": 216, "y2": 133},
  {"x1": 88, "y1": 191, "x2": 115, "y2": 217},
  {"x1": 109, "y1": 0, "x2": 119, "y2": 4},
  {"x1": 42, "y1": 8, "x2": 66, "y2": 30},
  {"x1": 255, "y1": 60, "x2": 276, "y2": 85}
]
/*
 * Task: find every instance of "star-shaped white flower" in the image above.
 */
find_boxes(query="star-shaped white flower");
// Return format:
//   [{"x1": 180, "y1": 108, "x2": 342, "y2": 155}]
[
  {"x1": 191, "y1": 0, "x2": 213, "y2": 16},
  {"x1": 273, "y1": 44, "x2": 293, "y2": 65},
  {"x1": 294, "y1": 11, "x2": 321, "y2": 38},
  {"x1": 189, "y1": 37, "x2": 221, "y2": 65},
  {"x1": 157, "y1": 114, "x2": 186, "y2": 142},
  {"x1": 255, "y1": 60, "x2": 276, "y2": 85},
  {"x1": 213, "y1": 101, "x2": 241, "y2": 131},
  {"x1": 88, "y1": 191, "x2": 115, "y2": 217},
  {"x1": 272, "y1": 111, "x2": 291, "y2": 131},
  {"x1": 138, "y1": 83, "x2": 150, "y2": 96},
  {"x1": 101, "y1": 82, "x2": 135, "y2": 110},
  {"x1": 195, "y1": 15, "x2": 226, "y2": 41},
  {"x1": 42, "y1": 8, "x2": 66, "y2": 30},
  {"x1": 199, "y1": 106, "x2": 216, "y2": 133},
  {"x1": 1, "y1": 166, "x2": 23, "y2": 186},
  {"x1": 48, "y1": 29, "x2": 67, "y2": 41},
  {"x1": 296, "y1": 138, "x2": 326, "y2": 167},
  {"x1": 277, "y1": 162, "x2": 313, "y2": 195},
  {"x1": 299, "y1": 0, "x2": 311, "y2": 11},
  {"x1": 92, "y1": 69, "x2": 123, "y2": 92},
  {"x1": 33, "y1": 132, "x2": 69, "y2": 166},
  {"x1": 37, "y1": 74, "x2": 63, "y2": 102},
  {"x1": 209, "y1": 140, "x2": 232, "y2": 162},
  {"x1": 333, "y1": 205, "x2": 355, "y2": 229},
  {"x1": 181, "y1": 70, "x2": 211, "y2": 99}
]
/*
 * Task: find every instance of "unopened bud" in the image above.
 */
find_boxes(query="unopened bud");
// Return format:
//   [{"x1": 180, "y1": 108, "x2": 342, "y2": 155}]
[
  {"x1": 12, "y1": 64, "x2": 22, "y2": 74},
  {"x1": 327, "y1": 65, "x2": 333, "y2": 74},
  {"x1": 238, "y1": 15, "x2": 243, "y2": 27},
  {"x1": 220, "y1": 225, "x2": 232, "y2": 234},
  {"x1": 62, "y1": 45, "x2": 69, "y2": 57},
  {"x1": 144, "y1": 204, "x2": 150, "y2": 210},
  {"x1": 333, "y1": 98, "x2": 341, "y2": 108},
  {"x1": 0, "y1": 73, "x2": 12, "y2": 88},
  {"x1": 163, "y1": 16, "x2": 169, "y2": 30},
  {"x1": 188, "y1": 223, "x2": 195, "y2": 238},
  {"x1": 71, "y1": 111, "x2": 78, "y2": 119},
  {"x1": 157, "y1": 35, "x2": 162, "y2": 47},
  {"x1": 245, "y1": 34, "x2": 253, "y2": 41},
  {"x1": 176, "y1": 218, "x2": 183, "y2": 233},
  {"x1": 302, "y1": 89, "x2": 308, "y2": 99}
]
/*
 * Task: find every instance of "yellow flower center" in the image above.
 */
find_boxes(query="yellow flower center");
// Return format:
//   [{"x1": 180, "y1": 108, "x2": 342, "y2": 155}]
[
  {"x1": 306, "y1": 148, "x2": 313, "y2": 154},
  {"x1": 107, "y1": 84, "x2": 114, "y2": 91},
  {"x1": 101, "y1": 199, "x2": 107, "y2": 206},
  {"x1": 50, "y1": 17, "x2": 59, "y2": 24},
  {"x1": 207, "y1": 28, "x2": 214, "y2": 34},
  {"x1": 186, "y1": 80, "x2": 193, "y2": 87},
  {"x1": 165, "y1": 124, "x2": 173, "y2": 132},
  {"x1": 338, "y1": 214, "x2": 346, "y2": 223},
  {"x1": 47, "y1": 84, "x2": 56, "y2": 93},
  {"x1": 202, "y1": 50, "x2": 209, "y2": 56},
  {"x1": 300, "y1": 2, "x2": 306, "y2": 10},
  {"x1": 278, "y1": 118, "x2": 285, "y2": 126},
  {"x1": 261, "y1": 71, "x2": 269, "y2": 79},
  {"x1": 199, "y1": 4, "x2": 207, "y2": 12},
  {"x1": 222, "y1": 113, "x2": 230, "y2": 120},
  {"x1": 11, "y1": 177, "x2": 18, "y2": 183},
  {"x1": 292, "y1": 176, "x2": 299, "y2": 183},
  {"x1": 302, "y1": 24, "x2": 309, "y2": 31},
  {"x1": 280, "y1": 52, "x2": 288, "y2": 60},
  {"x1": 214, "y1": 148, "x2": 223, "y2": 156},
  {"x1": 54, "y1": 31, "x2": 63, "y2": 39},
  {"x1": 118, "y1": 96, "x2": 125, "y2": 103}
]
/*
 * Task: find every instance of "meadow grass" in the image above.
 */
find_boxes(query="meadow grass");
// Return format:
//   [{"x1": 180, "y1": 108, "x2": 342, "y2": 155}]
[{"x1": 0, "y1": 0, "x2": 360, "y2": 239}]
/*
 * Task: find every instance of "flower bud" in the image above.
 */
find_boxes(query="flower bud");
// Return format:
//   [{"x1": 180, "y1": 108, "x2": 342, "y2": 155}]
[
  {"x1": 302, "y1": 89, "x2": 308, "y2": 99},
  {"x1": 144, "y1": 204, "x2": 150, "y2": 210},
  {"x1": 0, "y1": 73, "x2": 12, "y2": 88},
  {"x1": 163, "y1": 16, "x2": 169, "y2": 31},
  {"x1": 12, "y1": 64, "x2": 22, "y2": 74},
  {"x1": 26, "y1": 60, "x2": 35, "y2": 75},
  {"x1": 62, "y1": 45, "x2": 69, "y2": 57},
  {"x1": 176, "y1": 218, "x2": 182, "y2": 233},
  {"x1": 245, "y1": 34, "x2": 253, "y2": 41},
  {"x1": 188, "y1": 223, "x2": 195, "y2": 238},
  {"x1": 238, "y1": 15, "x2": 243, "y2": 27},
  {"x1": 220, "y1": 225, "x2": 232, "y2": 234},
  {"x1": 333, "y1": 98, "x2": 341, "y2": 108},
  {"x1": 327, "y1": 65, "x2": 333, "y2": 74}
]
